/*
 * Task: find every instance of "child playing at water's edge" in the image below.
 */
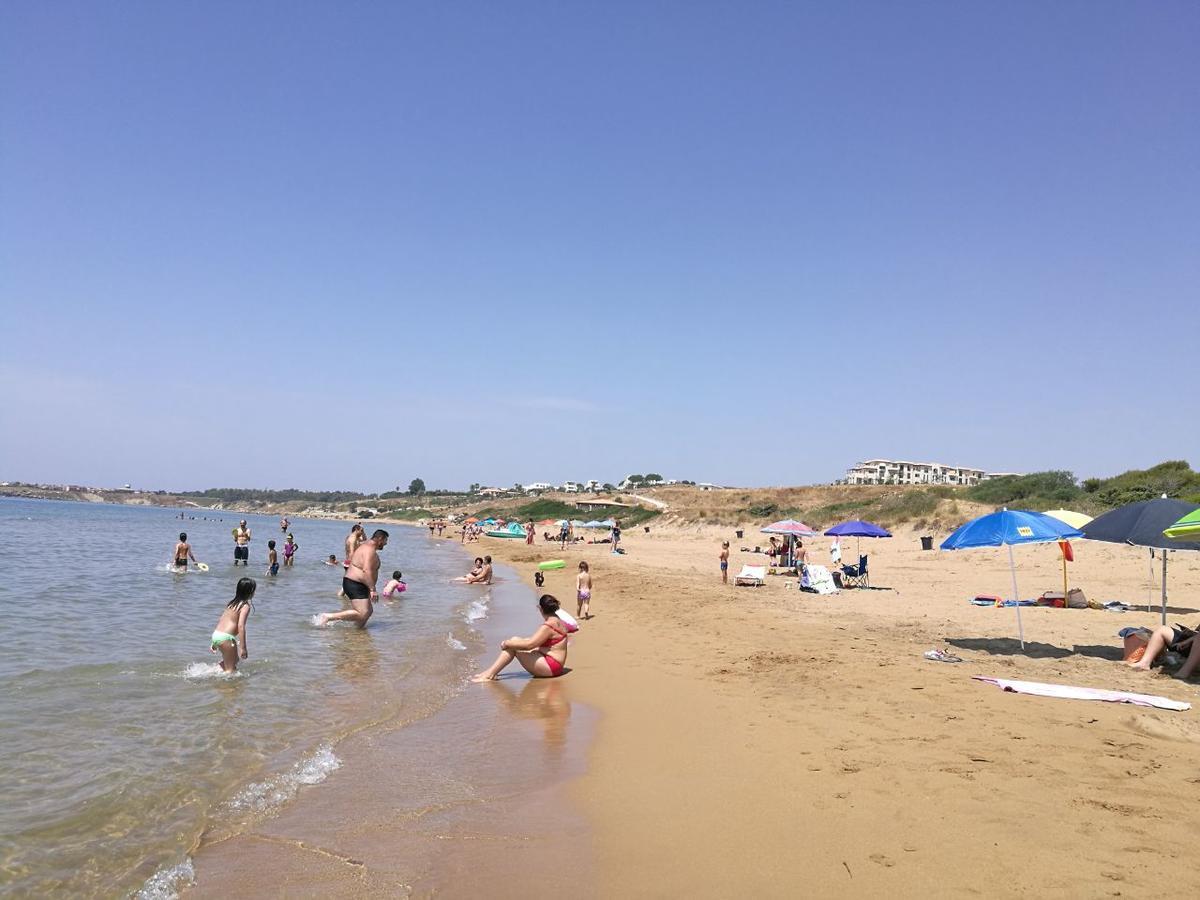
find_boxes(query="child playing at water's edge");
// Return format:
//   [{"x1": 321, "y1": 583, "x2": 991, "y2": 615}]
[
  {"x1": 576, "y1": 561, "x2": 592, "y2": 619},
  {"x1": 211, "y1": 577, "x2": 254, "y2": 672}
]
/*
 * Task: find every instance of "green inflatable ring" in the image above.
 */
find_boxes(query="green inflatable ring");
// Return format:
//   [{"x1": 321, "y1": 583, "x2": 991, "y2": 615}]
[{"x1": 537, "y1": 560, "x2": 566, "y2": 571}]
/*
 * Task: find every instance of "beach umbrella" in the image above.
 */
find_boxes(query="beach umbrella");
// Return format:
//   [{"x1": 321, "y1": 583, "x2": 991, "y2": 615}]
[
  {"x1": 761, "y1": 519, "x2": 818, "y2": 567},
  {"x1": 1042, "y1": 509, "x2": 1093, "y2": 530},
  {"x1": 465, "y1": 517, "x2": 479, "y2": 524},
  {"x1": 940, "y1": 509, "x2": 1084, "y2": 649},
  {"x1": 1080, "y1": 496, "x2": 1200, "y2": 625},
  {"x1": 1165, "y1": 508, "x2": 1200, "y2": 541},
  {"x1": 824, "y1": 519, "x2": 892, "y2": 562},
  {"x1": 1042, "y1": 510, "x2": 1093, "y2": 599}
]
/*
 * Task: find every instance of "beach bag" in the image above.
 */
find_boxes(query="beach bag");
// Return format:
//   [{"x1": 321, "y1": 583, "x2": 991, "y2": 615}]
[{"x1": 1067, "y1": 588, "x2": 1088, "y2": 609}]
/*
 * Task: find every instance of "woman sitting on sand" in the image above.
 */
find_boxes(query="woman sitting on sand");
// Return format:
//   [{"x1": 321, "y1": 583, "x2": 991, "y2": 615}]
[
  {"x1": 471, "y1": 594, "x2": 570, "y2": 681},
  {"x1": 455, "y1": 557, "x2": 484, "y2": 582},
  {"x1": 1129, "y1": 623, "x2": 1200, "y2": 679}
]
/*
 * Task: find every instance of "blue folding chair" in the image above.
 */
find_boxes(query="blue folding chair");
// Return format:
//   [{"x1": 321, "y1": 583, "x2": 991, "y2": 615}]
[{"x1": 841, "y1": 554, "x2": 869, "y2": 588}]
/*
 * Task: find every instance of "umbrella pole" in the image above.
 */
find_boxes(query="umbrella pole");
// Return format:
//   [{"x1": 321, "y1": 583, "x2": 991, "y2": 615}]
[
  {"x1": 1062, "y1": 556, "x2": 1068, "y2": 601},
  {"x1": 1161, "y1": 551, "x2": 1169, "y2": 626},
  {"x1": 1008, "y1": 544, "x2": 1025, "y2": 650}
]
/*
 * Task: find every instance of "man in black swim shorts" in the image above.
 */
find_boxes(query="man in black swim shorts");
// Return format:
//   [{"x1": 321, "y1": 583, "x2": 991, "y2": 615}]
[{"x1": 317, "y1": 529, "x2": 389, "y2": 629}]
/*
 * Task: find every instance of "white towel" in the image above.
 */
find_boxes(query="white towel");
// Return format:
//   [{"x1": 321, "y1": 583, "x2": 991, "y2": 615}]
[
  {"x1": 803, "y1": 564, "x2": 838, "y2": 595},
  {"x1": 973, "y1": 676, "x2": 1190, "y2": 711},
  {"x1": 830, "y1": 540, "x2": 841, "y2": 565}
]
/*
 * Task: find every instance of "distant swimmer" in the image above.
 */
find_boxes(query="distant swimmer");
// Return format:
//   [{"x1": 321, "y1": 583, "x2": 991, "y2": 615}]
[
  {"x1": 382, "y1": 570, "x2": 406, "y2": 597},
  {"x1": 173, "y1": 532, "x2": 198, "y2": 571},
  {"x1": 280, "y1": 515, "x2": 289, "y2": 533},
  {"x1": 471, "y1": 594, "x2": 570, "y2": 682},
  {"x1": 318, "y1": 529, "x2": 389, "y2": 628},
  {"x1": 283, "y1": 533, "x2": 298, "y2": 567},
  {"x1": 233, "y1": 520, "x2": 251, "y2": 566},
  {"x1": 211, "y1": 577, "x2": 255, "y2": 672},
  {"x1": 267, "y1": 540, "x2": 279, "y2": 577},
  {"x1": 325, "y1": 554, "x2": 340, "y2": 566}
]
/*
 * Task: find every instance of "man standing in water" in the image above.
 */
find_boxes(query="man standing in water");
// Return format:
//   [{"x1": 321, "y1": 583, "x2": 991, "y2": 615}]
[
  {"x1": 318, "y1": 529, "x2": 389, "y2": 628},
  {"x1": 233, "y1": 520, "x2": 251, "y2": 566}
]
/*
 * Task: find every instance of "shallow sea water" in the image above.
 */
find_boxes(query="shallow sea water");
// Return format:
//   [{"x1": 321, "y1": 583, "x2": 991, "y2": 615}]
[{"x1": 0, "y1": 498, "x2": 582, "y2": 897}]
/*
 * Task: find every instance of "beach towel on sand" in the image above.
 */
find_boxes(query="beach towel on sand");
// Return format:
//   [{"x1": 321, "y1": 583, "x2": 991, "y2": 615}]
[
  {"x1": 801, "y1": 565, "x2": 838, "y2": 594},
  {"x1": 973, "y1": 676, "x2": 1190, "y2": 711}
]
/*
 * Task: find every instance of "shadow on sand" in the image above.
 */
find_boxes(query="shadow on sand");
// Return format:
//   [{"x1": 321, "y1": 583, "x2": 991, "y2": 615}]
[{"x1": 947, "y1": 637, "x2": 1125, "y2": 662}]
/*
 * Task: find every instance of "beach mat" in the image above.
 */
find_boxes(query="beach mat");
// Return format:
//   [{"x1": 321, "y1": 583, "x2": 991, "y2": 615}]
[{"x1": 973, "y1": 676, "x2": 1190, "y2": 711}]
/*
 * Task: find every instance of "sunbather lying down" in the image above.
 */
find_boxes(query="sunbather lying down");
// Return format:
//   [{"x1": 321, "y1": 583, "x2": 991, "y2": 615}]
[{"x1": 1129, "y1": 623, "x2": 1200, "y2": 679}]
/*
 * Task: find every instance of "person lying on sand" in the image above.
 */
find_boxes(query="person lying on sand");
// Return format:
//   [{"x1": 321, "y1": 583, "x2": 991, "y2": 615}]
[
  {"x1": 471, "y1": 594, "x2": 569, "y2": 681},
  {"x1": 1129, "y1": 623, "x2": 1200, "y2": 679}
]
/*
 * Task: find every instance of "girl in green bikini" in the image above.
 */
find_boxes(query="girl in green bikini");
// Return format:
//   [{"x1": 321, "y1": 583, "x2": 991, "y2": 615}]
[{"x1": 211, "y1": 577, "x2": 255, "y2": 672}]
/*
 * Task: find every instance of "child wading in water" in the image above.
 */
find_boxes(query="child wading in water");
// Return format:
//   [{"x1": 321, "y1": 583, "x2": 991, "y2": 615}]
[
  {"x1": 211, "y1": 577, "x2": 254, "y2": 672},
  {"x1": 576, "y1": 560, "x2": 592, "y2": 619},
  {"x1": 383, "y1": 570, "x2": 406, "y2": 597},
  {"x1": 267, "y1": 540, "x2": 279, "y2": 576},
  {"x1": 283, "y1": 533, "x2": 298, "y2": 567}
]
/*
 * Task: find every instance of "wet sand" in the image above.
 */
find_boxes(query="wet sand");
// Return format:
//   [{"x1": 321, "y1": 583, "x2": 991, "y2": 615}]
[
  {"x1": 484, "y1": 525, "x2": 1200, "y2": 897},
  {"x1": 187, "y1": 561, "x2": 596, "y2": 898}
]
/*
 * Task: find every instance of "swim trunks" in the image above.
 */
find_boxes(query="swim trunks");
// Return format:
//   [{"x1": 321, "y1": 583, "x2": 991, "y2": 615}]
[
  {"x1": 174, "y1": 557, "x2": 188, "y2": 568},
  {"x1": 577, "y1": 590, "x2": 591, "y2": 601},
  {"x1": 720, "y1": 561, "x2": 728, "y2": 571},
  {"x1": 269, "y1": 563, "x2": 279, "y2": 576},
  {"x1": 342, "y1": 577, "x2": 371, "y2": 601},
  {"x1": 234, "y1": 546, "x2": 249, "y2": 561}
]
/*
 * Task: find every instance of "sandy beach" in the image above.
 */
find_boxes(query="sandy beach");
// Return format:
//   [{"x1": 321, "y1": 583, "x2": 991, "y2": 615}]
[{"x1": 479, "y1": 524, "x2": 1200, "y2": 897}]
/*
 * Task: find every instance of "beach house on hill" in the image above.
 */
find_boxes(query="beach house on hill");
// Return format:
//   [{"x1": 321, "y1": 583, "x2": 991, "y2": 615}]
[{"x1": 845, "y1": 459, "x2": 1012, "y2": 487}]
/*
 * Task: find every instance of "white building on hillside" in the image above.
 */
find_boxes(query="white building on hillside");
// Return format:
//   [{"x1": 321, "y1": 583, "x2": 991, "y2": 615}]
[
  {"x1": 845, "y1": 459, "x2": 1014, "y2": 487},
  {"x1": 523, "y1": 482, "x2": 553, "y2": 493},
  {"x1": 584, "y1": 480, "x2": 601, "y2": 491},
  {"x1": 561, "y1": 482, "x2": 581, "y2": 493}
]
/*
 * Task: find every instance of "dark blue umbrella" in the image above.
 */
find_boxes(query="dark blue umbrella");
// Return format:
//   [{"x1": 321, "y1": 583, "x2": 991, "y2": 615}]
[
  {"x1": 941, "y1": 509, "x2": 1083, "y2": 649},
  {"x1": 825, "y1": 520, "x2": 892, "y2": 538},
  {"x1": 1080, "y1": 496, "x2": 1200, "y2": 624},
  {"x1": 824, "y1": 519, "x2": 892, "y2": 566}
]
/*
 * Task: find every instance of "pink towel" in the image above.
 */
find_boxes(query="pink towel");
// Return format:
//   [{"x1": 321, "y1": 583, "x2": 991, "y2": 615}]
[{"x1": 972, "y1": 676, "x2": 1190, "y2": 711}]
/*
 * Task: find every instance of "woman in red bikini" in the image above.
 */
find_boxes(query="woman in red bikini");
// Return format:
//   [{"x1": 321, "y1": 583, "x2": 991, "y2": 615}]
[{"x1": 471, "y1": 594, "x2": 569, "y2": 682}]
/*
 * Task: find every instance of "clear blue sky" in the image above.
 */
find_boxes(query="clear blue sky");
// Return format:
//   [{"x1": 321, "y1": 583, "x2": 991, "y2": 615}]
[{"x1": 2, "y1": 1, "x2": 1197, "y2": 492}]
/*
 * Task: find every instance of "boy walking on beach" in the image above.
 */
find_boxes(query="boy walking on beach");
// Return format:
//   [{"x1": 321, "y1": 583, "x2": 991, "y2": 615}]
[{"x1": 720, "y1": 541, "x2": 729, "y2": 584}]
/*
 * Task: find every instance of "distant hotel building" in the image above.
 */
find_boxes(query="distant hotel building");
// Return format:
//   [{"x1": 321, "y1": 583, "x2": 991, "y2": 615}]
[{"x1": 845, "y1": 459, "x2": 1018, "y2": 487}]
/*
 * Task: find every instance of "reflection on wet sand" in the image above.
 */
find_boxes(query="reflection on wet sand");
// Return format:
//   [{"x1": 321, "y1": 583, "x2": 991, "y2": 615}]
[{"x1": 489, "y1": 676, "x2": 572, "y2": 756}]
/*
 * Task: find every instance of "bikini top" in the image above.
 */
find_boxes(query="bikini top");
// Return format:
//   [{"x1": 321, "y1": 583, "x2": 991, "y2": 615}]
[{"x1": 539, "y1": 619, "x2": 568, "y2": 650}]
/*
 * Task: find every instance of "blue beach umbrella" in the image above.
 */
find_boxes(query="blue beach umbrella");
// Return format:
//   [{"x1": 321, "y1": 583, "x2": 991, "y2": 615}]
[
  {"x1": 940, "y1": 509, "x2": 1084, "y2": 649},
  {"x1": 825, "y1": 519, "x2": 892, "y2": 560}
]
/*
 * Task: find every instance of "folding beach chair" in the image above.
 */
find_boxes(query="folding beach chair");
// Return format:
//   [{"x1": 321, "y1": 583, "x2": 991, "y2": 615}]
[
  {"x1": 734, "y1": 565, "x2": 767, "y2": 587},
  {"x1": 840, "y1": 555, "x2": 869, "y2": 588}
]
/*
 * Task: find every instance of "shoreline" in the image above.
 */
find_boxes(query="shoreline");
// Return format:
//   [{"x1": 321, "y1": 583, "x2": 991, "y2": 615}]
[
  {"x1": 185, "y1": 547, "x2": 599, "y2": 897},
  {"x1": 478, "y1": 524, "x2": 1200, "y2": 895}
]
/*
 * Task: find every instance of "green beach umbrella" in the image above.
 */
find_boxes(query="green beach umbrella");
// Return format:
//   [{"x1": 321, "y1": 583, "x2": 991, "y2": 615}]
[{"x1": 1164, "y1": 508, "x2": 1200, "y2": 541}]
